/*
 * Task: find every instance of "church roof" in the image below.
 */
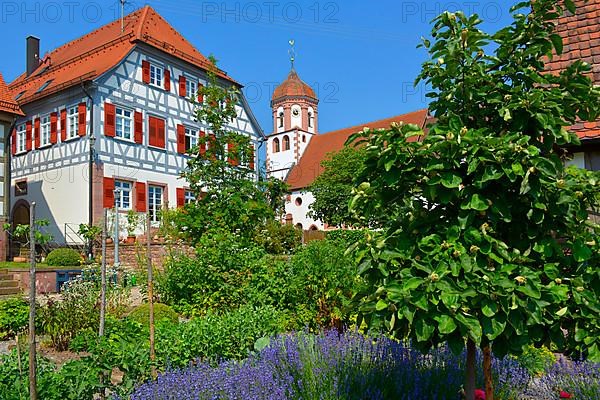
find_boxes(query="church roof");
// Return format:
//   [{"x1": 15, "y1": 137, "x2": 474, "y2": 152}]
[
  {"x1": 545, "y1": 0, "x2": 600, "y2": 140},
  {"x1": 8, "y1": 5, "x2": 236, "y2": 106},
  {"x1": 272, "y1": 69, "x2": 317, "y2": 102},
  {"x1": 286, "y1": 109, "x2": 430, "y2": 191},
  {"x1": 0, "y1": 72, "x2": 24, "y2": 116}
]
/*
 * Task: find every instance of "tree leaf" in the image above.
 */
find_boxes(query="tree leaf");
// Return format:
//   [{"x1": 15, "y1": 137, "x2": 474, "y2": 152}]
[
  {"x1": 550, "y1": 34, "x2": 563, "y2": 55},
  {"x1": 436, "y1": 315, "x2": 458, "y2": 334},
  {"x1": 415, "y1": 318, "x2": 435, "y2": 342},
  {"x1": 573, "y1": 239, "x2": 592, "y2": 262}
]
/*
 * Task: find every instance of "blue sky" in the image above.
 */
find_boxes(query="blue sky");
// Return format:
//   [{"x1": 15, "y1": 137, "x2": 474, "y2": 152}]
[{"x1": 0, "y1": 0, "x2": 514, "y2": 134}]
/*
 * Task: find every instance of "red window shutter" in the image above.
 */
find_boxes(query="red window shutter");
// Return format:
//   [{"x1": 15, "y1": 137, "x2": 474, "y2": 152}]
[
  {"x1": 11, "y1": 128, "x2": 16, "y2": 155},
  {"x1": 103, "y1": 177, "x2": 115, "y2": 208},
  {"x1": 60, "y1": 109, "x2": 67, "y2": 141},
  {"x1": 104, "y1": 103, "x2": 116, "y2": 137},
  {"x1": 34, "y1": 118, "x2": 40, "y2": 148},
  {"x1": 25, "y1": 120, "x2": 32, "y2": 151},
  {"x1": 249, "y1": 145, "x2": 255, "y2": 170},
  {"x1": 164, "y1": 69, "x2": 171, "y2": 91},
  {"x1": 158, "y1": 118, "x2": 166, "y2": 148},
  {"x1": 197, "y1": 83, "x2": 204, "y2": 103},
  {"x1": 176, "y1": 188, "x2": 185, "y2": 208},
  {"x1": 177, "y1": 124, "x2": 186, "y2": 154},
  {"x1": 227, "y1": 141, "x2": 238, "y2": 166},
  {"x1": 148, "y1": 117, "x2": 156, "y2": 147},
  {"x1": 199, "y1": 131, "x2": 206, "y2": 156},
  {"x1": 50, "y1": 112, "x2": 58, "y2": 144},
  {"x1": 78, "y1": 102, "x2": 86, "y2": 136},
  {"x1": 208, "y1": 133, "x2": 216, "y2": 160},
  {"x1": 136, "y1": 182, "x2": 147, "y2": 212},
  {"x1": 142, "y1": 60, "x2": 150, "y2": 84},
  {"x1": 178, "y1": 75, "x2": 186, "y2": 97},
  {"x1": 134, "y1": 111, "x2": 143, "y2": 144}
]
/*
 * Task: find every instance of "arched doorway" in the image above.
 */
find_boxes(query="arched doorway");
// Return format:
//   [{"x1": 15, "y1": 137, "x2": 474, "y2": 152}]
[{"x1": 10, "y1": 200, "x2": 30, "y2": 260}]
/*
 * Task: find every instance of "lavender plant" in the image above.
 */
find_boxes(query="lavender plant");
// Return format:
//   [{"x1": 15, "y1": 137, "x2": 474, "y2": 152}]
[{"x1": 127, "y1": 331, "x2": 534, "y2": 400}]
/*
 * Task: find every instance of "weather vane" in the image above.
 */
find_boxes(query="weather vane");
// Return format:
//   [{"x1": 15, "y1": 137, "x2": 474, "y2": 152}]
[{"x1": 288, "y1": 39, "x2": 296, "y2": 70}]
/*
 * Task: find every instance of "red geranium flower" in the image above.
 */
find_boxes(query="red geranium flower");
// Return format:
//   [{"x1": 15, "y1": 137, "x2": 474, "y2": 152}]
[
  {"x1": 559, "y1": 391, "x2": 572, "y2": 399},
  {"x1": 475, "y1": 389, "x2": 486, "y2": 400}
]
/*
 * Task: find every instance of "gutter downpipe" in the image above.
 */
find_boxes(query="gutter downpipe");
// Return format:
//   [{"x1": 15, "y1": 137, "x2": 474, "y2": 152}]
[
  {"x1": 81, "y1": 82, "x2": 95, "y2": 260},
  {"x1": 4, "y1": 117, "x2": 17, "y2": 260}
]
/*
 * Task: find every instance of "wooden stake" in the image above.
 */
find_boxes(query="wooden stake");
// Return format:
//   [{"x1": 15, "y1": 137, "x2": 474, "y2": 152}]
[
  {"x1": 99, "y1": 208, "x2": 107, "y2": 337},
  {"x1": 147, "y1": 213, "x2": 156, "y2": 378},
  {"x1": 28, "y1": 202, "x2": 37, "y2": 400},
  {"x1": 465, "y1": 339, "x2": 476, "y2": 400},
  {"x1": 483, "y1": 345, "x2": 494, "y2": 400}
]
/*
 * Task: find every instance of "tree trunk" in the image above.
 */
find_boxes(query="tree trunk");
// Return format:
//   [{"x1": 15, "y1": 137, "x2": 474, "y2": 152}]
[
  {"x1": 483, "y1": 345, "x2": 494, "y2": 400},
  {"x1": 465, "y1": 339, "x2": 476, "y2": 400},
  {"x1": 28, "y1": 202, "x2": 37, "y2": 400}
]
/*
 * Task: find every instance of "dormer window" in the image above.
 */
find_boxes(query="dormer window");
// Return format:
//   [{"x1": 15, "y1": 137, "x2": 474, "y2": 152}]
[
  {"x1": 278, "y1": 111, "x2": 284, "y2": 128},
  {"x1": 282, "y1": 135, "x2": 290, "y2": 151},
  {"x1": 149, "y1": 63, "x2": 163, "y2": 87},
  {"x1": 36, "y1": 79, "x2": 52, "y2": 93},
  {"x1": 273, "y1": 138, "x2": 280, "y2": 153}
]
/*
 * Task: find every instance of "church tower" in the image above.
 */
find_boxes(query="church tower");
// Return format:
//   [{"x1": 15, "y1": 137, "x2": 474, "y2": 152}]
[{"x1": 266, "y1": 43, "x2": 318, "y2": 180}]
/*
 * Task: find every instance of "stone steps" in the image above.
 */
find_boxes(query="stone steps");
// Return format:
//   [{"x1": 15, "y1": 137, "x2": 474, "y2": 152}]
[{"x1": 0, "y1": 269, "x2": 20, "y2": 297}]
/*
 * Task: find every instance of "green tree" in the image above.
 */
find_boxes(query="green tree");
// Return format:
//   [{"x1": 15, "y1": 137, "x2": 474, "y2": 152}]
[
  {"x1": 349, "y1": 1, "x2": 600, "y2": 399},
  {"x1": 308, "y1": 145, "x2": 368, "y2": 227},
  {"x1": 176, "y1": 57, "x2": 287, "y2": 243}
]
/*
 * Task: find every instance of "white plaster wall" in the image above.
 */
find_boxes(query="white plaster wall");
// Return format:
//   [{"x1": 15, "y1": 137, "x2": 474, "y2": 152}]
[
  {"x1": 285, "y1": 190, "x2": 324, "y2": 230},
  {"x1": 10, "y1": 164, "x2": 88, "y2": 244}
]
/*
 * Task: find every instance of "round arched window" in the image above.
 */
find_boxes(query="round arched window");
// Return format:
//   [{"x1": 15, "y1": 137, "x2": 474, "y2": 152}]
[{"x1": 295, "y1": 197, "x2": 303, "y2": 206}]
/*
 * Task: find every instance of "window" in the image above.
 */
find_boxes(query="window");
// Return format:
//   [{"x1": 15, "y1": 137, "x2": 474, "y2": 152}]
[
  {"x1": 308, "y1": 111, "x2": 313, "y2": 128},
  {"x1": 272, "y1": 138, "x2": 280, "y2": 153},
  {"x1": 149, "y1": 63, "x2": 163, "y2": 87},
  {"x1": 148, "y1": 185, "x2": 163, "y2": 223},
  {"x1": 40, "y1": 115, "x2": 50, "y2": 147},
  {"x1": 16, "y1": 124, "x2": 26, "y2": 153},
  {"x1": 302, "y1": 135, "x2": 306, "y2": 142},
  {"x1": 115, "y1": 107, "x2": 133, "y2": 140},
  {"x1": 184, "y1": 190, "x2": 195, "y2": 204},
  {"x1": 295, "y1": 197, "x2": 303, "y2": 206},
  {"x1": 114, "y1": 180, "x2": 132, "y2": 210},
  {"x1": 282, "y1": 135, "x2": 290, "y2": 151},
  {"x1": 186, "y1": 79, "x2": 197, "y2": 99},
  {"x1": 67, "y1": 106, "x2": 79, "y2": 139},
  {"x1": 185, "y1": 127, "x2": 198, "y2": 151},
  {"x1": 278, "y1": 111, "x2": 284, "y2": 128},
  {"x1": 36, "y1": 79, "x2": 52, "y2": 93},
  {"x1": 148, "y1": 116, "x2": 166, "y2": 148},
  {"x1": 15, "y1": 180, "x2": 27, "y2": 196}
]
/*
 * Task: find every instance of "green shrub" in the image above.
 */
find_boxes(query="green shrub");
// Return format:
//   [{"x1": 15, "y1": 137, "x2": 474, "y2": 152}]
[
  {"x1": 45, "y1": 248, "x2": 82, "y2": 266},
  {"x1": 0, "y1": 297, "x2": 29, "y2": 340},
  {"x1": 326, "y1": 229, "x2": 369, "y2": 246},
  {"x1": 515, "y1": 345, "x2": 556, "y2": 376},
  {"x1": 128, "y1": 303, "x2": 179, "y2": 325},
  {"x1": 254, "y1": 221, "x2": 302, "y2": 255},
  {"x1": 158, "y1": 229, "x2": 266, "y2": 312}
]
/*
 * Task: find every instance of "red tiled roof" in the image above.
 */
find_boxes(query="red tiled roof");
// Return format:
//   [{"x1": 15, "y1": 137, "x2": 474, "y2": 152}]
[
  {"x1": 0, "y1": 72, "x2": 23, "y2": 116},
  {"x1": 272, "y1": 69, "x2": 317, "y2": 102},
  {"x1": 286, "y1": 109, "x2": 429, "y2": 190},
  {"x1": 545, "y1": 0, "x2": 600, "y2": 139},
  {"x1": 8, "y1": 6, "x2": 235, "y2": 106}
]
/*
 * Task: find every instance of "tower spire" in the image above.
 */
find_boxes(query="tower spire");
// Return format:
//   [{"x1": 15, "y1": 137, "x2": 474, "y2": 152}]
[{"x1": 288, "y1": 39, "x2": 295, "y2": 70}]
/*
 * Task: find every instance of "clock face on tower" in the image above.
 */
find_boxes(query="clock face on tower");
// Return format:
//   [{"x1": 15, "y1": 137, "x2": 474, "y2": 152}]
[{"x1": 292, "y1": 108, "x2": 300, "y2": 117}]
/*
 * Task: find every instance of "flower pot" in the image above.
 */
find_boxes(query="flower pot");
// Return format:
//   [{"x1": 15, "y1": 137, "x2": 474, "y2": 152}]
[{"x1": 125, "y1": 235, "x2": 136, "y2": 245}]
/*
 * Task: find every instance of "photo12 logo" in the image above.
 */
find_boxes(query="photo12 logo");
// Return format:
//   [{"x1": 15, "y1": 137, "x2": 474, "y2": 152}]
[
  {"x1": 0, "y1": 1, "x2": 139, "y2": 24},
  {"x1": 400, "y1": 1, "x2": 502, "y2": 23},
  {"x1": 199, "y1": 1, "x2": 339, "y2": 24}
]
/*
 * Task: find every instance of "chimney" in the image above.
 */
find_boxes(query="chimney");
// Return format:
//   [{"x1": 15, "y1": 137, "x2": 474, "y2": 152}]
[{"x1": 26, "y1": 35, "x2": 40, "y2": 76}]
